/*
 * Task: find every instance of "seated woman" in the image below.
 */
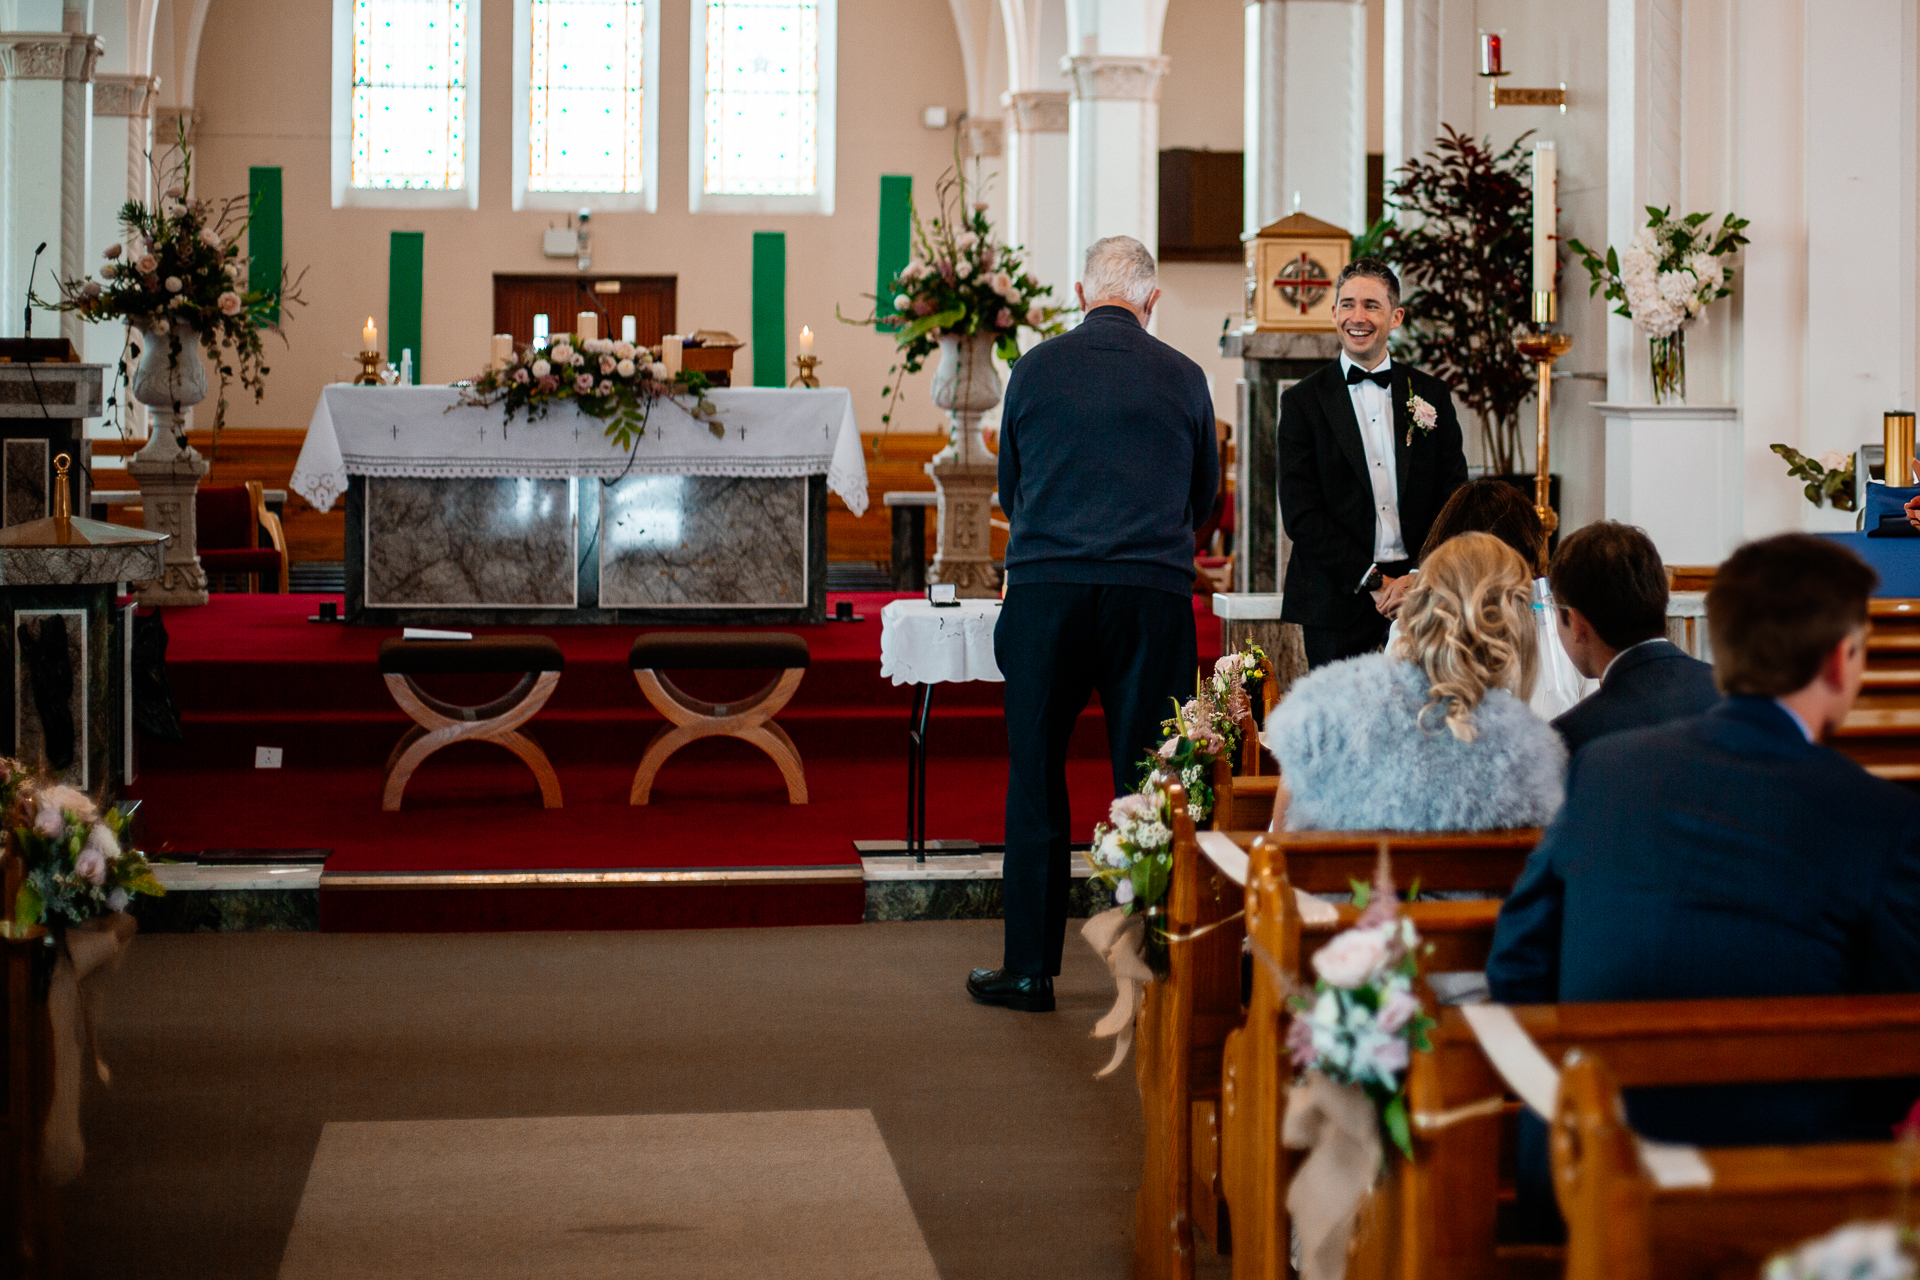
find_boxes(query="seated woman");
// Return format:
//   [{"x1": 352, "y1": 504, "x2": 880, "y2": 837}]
[
  {"x1": 1387, "y1": 478, "x2": 1596, "y2": 720},
  {"x1": 1266, "y1": 531, "x2": 1567, "y2": 832}
]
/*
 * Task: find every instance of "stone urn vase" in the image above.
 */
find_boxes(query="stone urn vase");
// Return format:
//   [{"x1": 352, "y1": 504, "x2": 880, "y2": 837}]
[
  {"x1": 924, "y1": 333, "x2": 1005, "y2": 598},
  {"x1": 125, "y1": 322, "x2": 211, "y2": 605}
]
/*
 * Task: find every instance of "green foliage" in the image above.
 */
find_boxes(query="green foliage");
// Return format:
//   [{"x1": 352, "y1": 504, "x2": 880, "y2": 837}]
[
  {"x1": 1771, "y1": 444, "x2": 1858, "y2": 512},
  {"x1": 460, "y1": 345, "x2": 719, "y2": 452},
  {"x1": 1352, "y1": 126, "x2": 1539, "y2": 475}
]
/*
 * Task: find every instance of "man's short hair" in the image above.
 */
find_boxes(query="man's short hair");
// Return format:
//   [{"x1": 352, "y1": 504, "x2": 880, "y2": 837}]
[
  {"x1": 1707, "y1": 534, "x2": 1878, "y2": 696},
  {"x1": 1548, "y1": 522, "x2": 1669, "y2": 650},
  {"x1": 1081, "y1": 236, "x2": 1158, "y2": 308},
  {"x1": 1335, "y1": 257, "x2": 1401, "y2": 309}
]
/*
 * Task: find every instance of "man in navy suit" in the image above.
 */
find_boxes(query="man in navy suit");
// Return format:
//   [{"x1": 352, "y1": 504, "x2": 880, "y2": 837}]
[
  {"x1": 1547, "y1": 521, "x2": 1720, "y2": 753},
  {"x1": 1490, "y1": 533, "x2": 1920, "y2": 1148}
]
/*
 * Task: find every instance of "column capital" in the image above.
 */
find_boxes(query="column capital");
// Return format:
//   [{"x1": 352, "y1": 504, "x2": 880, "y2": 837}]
[
  {"x1": 0, "y1": 31, "x2": 104, "y2": 83},
  {"x1": 155, "y1": 106, "x2": 196, "y2": 147},
  {"x1": 94, "y1": 73, "x2": 160, "y2": 117},
  {"x1": 1002, "y1": 89, "x2": 1070, "y2": 133},
  {"x1": 962, "y1": 116, "x2": 1004, "y2": 158},
  {"x1": 1060, "y1": 54, "x2": 1170, "y2": 103}
]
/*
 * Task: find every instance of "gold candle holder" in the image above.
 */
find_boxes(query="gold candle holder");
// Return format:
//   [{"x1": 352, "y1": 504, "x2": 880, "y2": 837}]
[
  {"x1": 354, "y1": 349, "x2": 385, "y2": 385},
  {"x1": 1514, "y1": 328, "x2": 1575, "y2": 536},
  {"x1": 1886, "y1": 411, "x2": 1916, "y2": 488},
  {"x1": 791, "y1": 354, "x2": 821, "y2": 388}
]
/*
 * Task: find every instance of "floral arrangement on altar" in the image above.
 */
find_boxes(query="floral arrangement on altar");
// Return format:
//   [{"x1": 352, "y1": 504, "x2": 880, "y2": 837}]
[
  {"x1": 37, "y1": 143, "x2": 299, "y2": 438},
  {"x1": 1086, "y1": 642, "x2": 1270, "y2": 913},
  {"x1": 1764, "y1": 1222, "x2": 1916, "y2": 1280},
  {"x1": 1287, "y1": 862, "x2": 1434, "y2": 1159},
  {"x1": 840, "y1": 162, "x2": 1069, "y2": 428},
  {"x1": 1568, "y1": 206, "x2": 1749, "y2": 404},
  {"x1": 1770, "y1": 444, "x2": 1859, "y2": 512},
  {"x1": 2, "y1": 763, "x2": 163, "y2": 933},
  {"x1": 458, "y1": 338, "x2": 718, "y2": 452}
]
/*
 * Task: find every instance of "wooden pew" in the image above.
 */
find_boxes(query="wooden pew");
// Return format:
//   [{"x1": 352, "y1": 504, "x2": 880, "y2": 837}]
[
  {"x1": 1555, "y1": 1043, "x2": 1920, "y2": 1280},
  {"x1": 1133, "y1": 814, "x2": 1536, "y2": 1280},
  {"x1": 1397, "y1": 992, "x2": 1920, "y2": 1280},
  {"x1": 1835, "y1": 598, "x2": 1920, "y2": 780}
]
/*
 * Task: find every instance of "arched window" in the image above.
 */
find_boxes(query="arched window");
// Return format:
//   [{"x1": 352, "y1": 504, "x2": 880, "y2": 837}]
[
  {"x1": 690, "y1": 0, "x2": 837, "y2": 213},
  {"x1": 331, "y1": 0, "x2": 480, "y2": 207},
  {"x1": 515, "y1": 0, "x2": 661, "y2": 210}
]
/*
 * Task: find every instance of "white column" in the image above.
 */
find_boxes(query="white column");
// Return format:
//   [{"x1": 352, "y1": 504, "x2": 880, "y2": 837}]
[
  {"x1": 1242, "y1": 0, "x2": 1365, "y2": 235},
  {"x1": 1002, "y1": 89, "x2": 1069, "y2": 299},
  {"x1": 0, "y1": 29, "x2": 102, "y2": 343},
  {"x1": 1378, "y1": 0, "x2": 1474, "y2": 199},
  {"x1": 1062, "y1": 52, "x2": 1167, "y2": 296}
]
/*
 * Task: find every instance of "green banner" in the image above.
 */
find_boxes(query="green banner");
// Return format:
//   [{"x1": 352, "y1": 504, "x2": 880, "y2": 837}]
[
  {"x1": 388, "y1": 231, "x2": 424, "y2": 384},
  {"x1": 875, "y1": 175, "x2": 912, "y2": 331},
  {"x1": 247, "y1": 167, "x2": 282, "y2": 324},
  {"x1": 752, "y1": 231, "x2": 786, "y2": 388}
]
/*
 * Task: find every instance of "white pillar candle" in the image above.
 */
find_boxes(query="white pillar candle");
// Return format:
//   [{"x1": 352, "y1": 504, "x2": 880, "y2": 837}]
[
  {"x1": 491, "y1": 333, "x2": 514, "y2": 368},
  {"x1": 577, "y1": 311, "x2": 598, "y2": 343},
  {"x1": 663, "y1": 335, "x2": 683, "y2": 375},
  {"x1": 363, "y1": 316, "x2": 378, "y2": 350},
  {"x1": 1532, "y1": 141, "x2": 1557, "y2": 297},
  {"x1": 532, "y1": 313, "x2": 550, "y2": 346},
  {"x1": 621, "y1": 314, "x2": 637, "y2": 344},
  {"x1": 798, "y1": 325, "x2": 814, "y2": 356}
]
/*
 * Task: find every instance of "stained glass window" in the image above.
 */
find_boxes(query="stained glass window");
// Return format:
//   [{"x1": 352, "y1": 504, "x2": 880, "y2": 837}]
[
  {"x1": 701, "y1": 0, "x2": 820, "y2": 196},
  {"x1": 350, "y1": 0, "x2": 470, "y2": 190},
  {"x1": 527, "y1": 0, "x2": 647, "y2": 193}
]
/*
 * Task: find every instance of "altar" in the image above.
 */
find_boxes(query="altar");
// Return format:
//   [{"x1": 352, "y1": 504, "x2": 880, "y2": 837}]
[{"x1": 291, "y1": 385, "x2": 868, "y2": 624}]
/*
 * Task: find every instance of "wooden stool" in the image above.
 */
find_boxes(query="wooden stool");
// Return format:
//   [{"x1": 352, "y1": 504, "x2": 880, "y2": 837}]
[
  {"x1": 628, "y1": 632, "x2": 810, "y2": 804},
  {"x1": 378, "y1": 636, "x2": 565, "y2": 811}
]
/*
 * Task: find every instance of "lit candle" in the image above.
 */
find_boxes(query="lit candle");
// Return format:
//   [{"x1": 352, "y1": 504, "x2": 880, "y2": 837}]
[
  {"x1": 491, "y1": 334, "x2": 514, "y2": 368},
  {"x1": 1479, "y1": 31, "x2": 1503, "y2": 76},
  {"x1": 577, "y1": 311, "x2": 598, "y2": 343},
  {"x1": 532, "y1": 313, "x2": 550, "y2": 346},
  {"x1": 363, "y1": 316, "x2": 378, "y2": 351},
  {"x1": 798, "y1": 325, "x2": 815, "y2": 356},
  {"x1": 1532, "y1": 141, "x2": 1557, "y2": 298},
  {"x1": 621, "y1": 314, "x2": 637, "y2": 344},
  {"x1": 662, "y1": 335, "x2": 683, "y2": 376}
]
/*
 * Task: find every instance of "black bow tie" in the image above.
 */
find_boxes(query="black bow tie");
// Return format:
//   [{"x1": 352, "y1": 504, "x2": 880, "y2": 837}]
[{"x1": 1346, "y1": 364, "x2": 1392, "y2": 388}]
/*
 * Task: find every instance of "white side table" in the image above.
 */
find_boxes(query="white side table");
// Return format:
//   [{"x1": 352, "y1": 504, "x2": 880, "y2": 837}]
[{"x1": 864, "y1": 597, "x2": 1004, "y2": 861}]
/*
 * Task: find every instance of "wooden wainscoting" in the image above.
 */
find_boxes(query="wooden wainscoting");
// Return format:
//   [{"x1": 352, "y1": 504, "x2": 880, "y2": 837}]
[
  {"x1": 827, "y1": 431, "x2": 1011, "y2": 565},
  {"x1": 93, "y1": 429, "x2": 344, "y2": 562}
]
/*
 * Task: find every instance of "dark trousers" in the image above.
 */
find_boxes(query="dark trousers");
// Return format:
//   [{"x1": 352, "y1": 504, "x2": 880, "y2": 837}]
[{"x1": 995, "y1": 583, "x2": 1199, "y2": 976}]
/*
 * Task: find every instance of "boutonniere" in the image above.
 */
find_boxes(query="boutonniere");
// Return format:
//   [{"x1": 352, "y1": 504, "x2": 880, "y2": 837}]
[{"x1": 1405, "y1": 389, "x2": 1439, "y2": 446}]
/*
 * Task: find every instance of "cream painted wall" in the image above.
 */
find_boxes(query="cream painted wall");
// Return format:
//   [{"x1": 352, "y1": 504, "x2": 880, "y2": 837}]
[{"x1": 186, "y1": 0, "x2": 971, "y2": 439}]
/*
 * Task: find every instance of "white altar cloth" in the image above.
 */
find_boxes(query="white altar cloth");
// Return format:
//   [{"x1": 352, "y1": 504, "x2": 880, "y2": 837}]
[
  {"x1": 290, "y1": 384, "x2": 868, "y2": 517},
  {"x1": 879, "y1": 599, "x2": 1004, "y2": 686}
]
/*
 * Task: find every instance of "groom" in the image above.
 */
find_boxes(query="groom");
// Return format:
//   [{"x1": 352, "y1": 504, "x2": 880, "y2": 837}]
[{"x1": 1277, "y1": 259, "x2": 1468, "y2": 667}]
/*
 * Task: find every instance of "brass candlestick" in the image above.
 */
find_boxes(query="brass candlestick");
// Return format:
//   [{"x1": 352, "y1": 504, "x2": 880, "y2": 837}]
[
  {"x1": 1514, "y1": 329, "x2": 1574, "y2": 536},
  {"x1": 1886, "y1": 411, "x2": 1916, "y2": 488},
  {"x1": 354, "y1": 350, "x2": 385, "y2": 385},
  {"x1": 790, "y1": 354, "x2": 821, "y2": 388}
]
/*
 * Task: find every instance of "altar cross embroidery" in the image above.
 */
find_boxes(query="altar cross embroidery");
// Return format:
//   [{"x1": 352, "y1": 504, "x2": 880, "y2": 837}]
[
  {"x1": 391, "y1": 425, "x2": 399, "y2": 440},
  {"x1": 738, "y1": 426, "x2": 748, "y2": 441}
]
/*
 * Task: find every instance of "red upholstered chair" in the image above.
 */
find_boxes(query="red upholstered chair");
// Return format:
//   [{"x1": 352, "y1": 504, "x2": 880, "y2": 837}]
[{"x1": 197, "y1": 481, "x2": 288, "y2": 592}]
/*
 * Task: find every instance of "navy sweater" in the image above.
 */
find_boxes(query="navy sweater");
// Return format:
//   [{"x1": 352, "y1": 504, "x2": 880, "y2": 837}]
[{"x1": 997, "y1": 307, "x2": 1218, "y2": 596}]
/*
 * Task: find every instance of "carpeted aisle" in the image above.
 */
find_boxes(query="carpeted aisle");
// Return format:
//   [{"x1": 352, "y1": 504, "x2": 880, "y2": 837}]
[{"x1": 60, "y1": 923, "x2": 1162, "y2": 1280}]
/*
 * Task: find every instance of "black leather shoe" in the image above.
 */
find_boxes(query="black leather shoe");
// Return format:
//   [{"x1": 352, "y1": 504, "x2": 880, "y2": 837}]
[{"x1": 967, "y1": 967, "x2": 1055, "y2": 1012}]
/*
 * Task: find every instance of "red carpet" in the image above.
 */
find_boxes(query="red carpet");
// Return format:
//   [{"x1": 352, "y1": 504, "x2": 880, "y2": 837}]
[{"x1": 137, "y1": 592, "x2": 1222, "y2": 931}]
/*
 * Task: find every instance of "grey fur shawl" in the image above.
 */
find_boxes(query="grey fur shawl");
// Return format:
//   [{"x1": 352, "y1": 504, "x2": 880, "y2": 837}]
[{"x1": 1264, "y1": 654, "x2": 1567, "y2": 832}]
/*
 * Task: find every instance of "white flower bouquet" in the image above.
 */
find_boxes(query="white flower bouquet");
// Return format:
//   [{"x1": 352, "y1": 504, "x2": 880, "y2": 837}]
[
  {"x1": 1568, "y1": 207, "x2": 1749, "y2": 403},
  {"x1": 1765, "y1": 1222, "x2": 1916, "y2": 1280},
  {"x1": 1286, "y1": 865, "x2": 1434, "y2": 1159},
  {"x1": 3, "y1": 762, "x2": 163, "y2": 933},
  {"x1": 459, "y1": 337, "x2": 719, "y2": 452},
  {"x1": 1087, "y1": 786, "x2": 1176, "y2": 915}
]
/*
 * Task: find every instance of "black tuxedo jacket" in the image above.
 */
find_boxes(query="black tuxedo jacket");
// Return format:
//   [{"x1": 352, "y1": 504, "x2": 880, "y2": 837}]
[
  {"x1": 1551, "y1": 639, "x2": 1721, "y2": 755},
  {"x1": 1276, "y1": 360, "x2": 1468, "y2": 629}
]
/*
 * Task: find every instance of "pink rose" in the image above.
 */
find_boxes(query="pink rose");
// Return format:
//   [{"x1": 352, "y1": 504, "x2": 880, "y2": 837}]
[
  {"x1": 995, "y1": 308, "x2": 1013, "y2": 329},
  {"x1": 1214, "y1": 655, "x2": 1243, "y2": 677},
  {"x1": 102, "y1": 244, "x2": 121, "y2": 260},
  {"x1": 598, "y1": 378, "x2": 613, "y2": 393},
  {"x1": 913, "y1": 299, "x2": 933, "y2": 316},
  {"x1": 537, "y1": 375, "x2": 560, "y2": 392},
  {"x1": 574, "y1": 373, "x2": 595, "y2": 393},
  {"x1": 1311, "y1": 925, "x2": 1391, "y2": 989},
  {"x1": 512, "y1": 368, "x2": 529, "y2": 384},
  {"x1": 217, "y1": 291, "x2": 242, "y2": 315},
  {"x1": 1286, "y1": 1013, "x2": 1318, "y2": 1069},
  {"x1": 1376, "y1": 988, "x2": 1422, "y2": 1034},
  {"x1": 599, "y1": 355, "x2": 616, "y2": 374}
]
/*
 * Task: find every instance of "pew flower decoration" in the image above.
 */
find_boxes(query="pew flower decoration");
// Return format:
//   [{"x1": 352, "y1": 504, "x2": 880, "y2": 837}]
[
  {"x1": 458, "y1": 339, "x2": 718, "y2": 451},
  {"x1": 1568, "y1": 206, "x2": 1749, "y2": 403},
  {"x1": 2, "y1": 761, "x2": 163, "y2": 933},
  {"x1": 1764, "y1": 1222, "x2": 1916, "y2": 1280},
  {"x1": 839, "y1": 160, "x2": 1069, "y2": 427},
  {"x1": 1147, "y1": 641, "x2": 1272, "y2": 823},
  {"x1": 1088, "y1": 784, "x2": 1175, "y2": 914},
  {"x1": 1286, "y1": 863, "x2": 1434, "y2": 1159}
]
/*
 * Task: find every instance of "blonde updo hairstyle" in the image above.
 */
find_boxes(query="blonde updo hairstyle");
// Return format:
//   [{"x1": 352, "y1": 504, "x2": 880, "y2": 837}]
[{"x1": 1389, "y1": 531, "x2": 1538, "y2": 742}]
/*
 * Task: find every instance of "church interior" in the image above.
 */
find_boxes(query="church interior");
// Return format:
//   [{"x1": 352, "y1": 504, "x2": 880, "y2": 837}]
[{"x1": 2, "y1": 0, "x2": 1919, "y2": 1275}]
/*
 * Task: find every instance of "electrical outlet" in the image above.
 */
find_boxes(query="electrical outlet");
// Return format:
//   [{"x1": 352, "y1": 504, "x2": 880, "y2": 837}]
[{"x1": 255, "y1": 746, "x2": 283, "y2": 769}]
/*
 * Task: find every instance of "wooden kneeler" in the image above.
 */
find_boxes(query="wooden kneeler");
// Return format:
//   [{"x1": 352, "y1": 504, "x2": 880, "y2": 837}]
[
  {"x1": 628, "y1": 632, "x2": 810, "y2": 804},
  {"x1": 377, "y1": 636, "x2": 565, "y2": 811}
]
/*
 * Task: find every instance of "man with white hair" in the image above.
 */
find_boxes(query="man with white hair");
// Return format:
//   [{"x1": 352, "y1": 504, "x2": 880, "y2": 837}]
[{"x1": 967, "y1": 235, "x2": 1219, "y2": 1013}]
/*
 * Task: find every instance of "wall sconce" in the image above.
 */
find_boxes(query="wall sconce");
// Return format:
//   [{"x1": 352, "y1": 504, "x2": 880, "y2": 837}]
[{"x1": 1479, "y1": 31, "x2": 1567, "y2": 112}]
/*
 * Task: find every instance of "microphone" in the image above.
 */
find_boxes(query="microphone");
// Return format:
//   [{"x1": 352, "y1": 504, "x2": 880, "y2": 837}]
[{"x1": 24, "y1": 241, "x2": 46, "y2": 339}]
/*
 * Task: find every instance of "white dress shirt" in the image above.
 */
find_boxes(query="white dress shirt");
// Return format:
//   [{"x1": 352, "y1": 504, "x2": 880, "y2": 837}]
[{"x1": 1340, "y1": 351, "x2": 1406, "y2": 561}]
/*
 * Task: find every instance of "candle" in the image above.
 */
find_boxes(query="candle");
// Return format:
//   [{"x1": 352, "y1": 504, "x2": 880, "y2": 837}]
[
  {"x1": 577, "y1": 311, "x2": 598, "y2": 343},
  {"x1": 621, "y1": 314, "x2": 637, "y2": 344},
  {"x1": 491, "y1": 333, "x2": 514, "y2": 368},
  {"x1": 532, "y1": 313, "x2": 550, "y2": 346},
  {"x1": 363, "y1": 316, "x2": 378, "y2": 351},
  {"x1": 662, "y1": 335, "x2": 683, "y2": 375},
  {"x1": 798, "y1": 325, "x2": 815, "y2": 356},
  {"x1": 1479, "y1": 31, "x2": 1503, "y2": 77},
  {"x1": 1532, "y1": 141, "x2": 1557, "y2": 297}
]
